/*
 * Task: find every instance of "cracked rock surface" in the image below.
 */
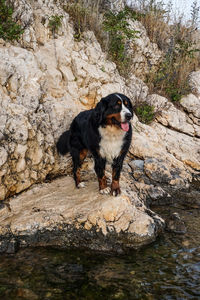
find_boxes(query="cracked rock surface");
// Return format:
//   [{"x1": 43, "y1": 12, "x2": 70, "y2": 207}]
[
  {"x1": 0, "y1": 0, "x2": 199, "y2": 201},
  {"x1": 0, "y1": 0, "x2": 200, "y2": 253},
  {"x1": 0, "y1": 176, "x2": 164, "y2": 253}
]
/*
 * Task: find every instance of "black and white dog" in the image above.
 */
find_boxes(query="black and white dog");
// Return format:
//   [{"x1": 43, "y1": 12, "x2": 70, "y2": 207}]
[{"x1": 56, "y1": 93, "x2": 133, "y2": 196}]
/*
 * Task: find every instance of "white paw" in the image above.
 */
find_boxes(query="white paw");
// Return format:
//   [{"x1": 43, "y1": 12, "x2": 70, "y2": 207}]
[
  {"x1": 100, "y1": 187, "x2": 111, "y2": 195},
  {"x1": 77, "y1": 182, "x2": 86, "y2": 188}
]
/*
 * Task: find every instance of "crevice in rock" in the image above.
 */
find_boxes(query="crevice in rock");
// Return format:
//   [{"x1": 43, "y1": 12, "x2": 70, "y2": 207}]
[{"x1": 156, "y1": 120, "x2": 199, "y2": 139}]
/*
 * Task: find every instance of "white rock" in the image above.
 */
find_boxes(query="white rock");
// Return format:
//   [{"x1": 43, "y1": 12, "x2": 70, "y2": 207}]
[
  {"x1": 181, "y1": 93, "x2": 200, "y2": 118},
  {"x1": 189, "y1": 71, "x2": 200, "y2": 96},
  {"x1": 0, "y1": 147, "x2": 7, "y2": 168}
]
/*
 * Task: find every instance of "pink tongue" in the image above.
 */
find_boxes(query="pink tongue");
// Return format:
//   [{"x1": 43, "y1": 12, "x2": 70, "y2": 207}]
[{"x1": 121, "y1": 122, "x2": 129, "y2": 132}]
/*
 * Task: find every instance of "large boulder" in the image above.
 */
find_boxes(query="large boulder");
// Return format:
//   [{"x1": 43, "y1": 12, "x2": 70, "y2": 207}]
[{"x1": 0, "y1": 176, "x2": 164, "y2": 254}]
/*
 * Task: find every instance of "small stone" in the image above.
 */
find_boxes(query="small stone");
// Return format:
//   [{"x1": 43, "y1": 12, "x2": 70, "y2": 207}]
[
  {"x1": 166, "y1": 212, "x2": 187, "y2": 234},
  {"x1": 84, "y1": 221, "x2": 92, "y2": 230}
]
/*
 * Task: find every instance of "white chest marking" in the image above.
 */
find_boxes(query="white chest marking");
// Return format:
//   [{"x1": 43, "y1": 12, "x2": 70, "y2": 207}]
[{"x1": 99, "y1": 126, "x2": 126, "y2": 163}]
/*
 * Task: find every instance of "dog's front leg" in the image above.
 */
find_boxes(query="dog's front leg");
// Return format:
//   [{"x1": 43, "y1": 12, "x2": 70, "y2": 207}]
[
  {"x1": 94, "y1": 156, "x2": 110, "y2": 194},
  {"x1": 111, "y1": 156, "x2": 124, "y2": 196}
]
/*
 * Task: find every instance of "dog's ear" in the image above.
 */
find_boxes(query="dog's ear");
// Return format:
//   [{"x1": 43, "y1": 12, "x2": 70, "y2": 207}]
[{"x1": 92, "y1": 97, "x2": 108, "y2": 125}]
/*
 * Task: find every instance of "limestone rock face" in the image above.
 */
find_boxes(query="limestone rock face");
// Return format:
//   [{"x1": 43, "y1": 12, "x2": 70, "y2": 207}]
[
  {"x1": 180, "y1": 93, "x2": 200, "y2": 119},
  {"x1": 101, "y1": 0, "x2": 125, "y2": 13},
  {"x1": 131, "y1": 117, "x2": 200, "y2": 172},
  {"x1": 128, "y1": 20, "x2": 162, "y2": 80},
  {"x1": 129, "y1": 93, "x2": 200, "y2": 188},
  {"x1": 0, "y1": 0, "x2": 141, "y2": 200},
  {"x1": 0, "y1": 177, "x2": 164, "y2": 253},
  {"x1": 188, "y1": 71, "x2": 200, "y2": 96},
  {"x1": 0, "y1": 0, "x2": 200, "y2": 253},
  {"x1": 0, "y1": 0, "x2": 199, "y2": 201}
]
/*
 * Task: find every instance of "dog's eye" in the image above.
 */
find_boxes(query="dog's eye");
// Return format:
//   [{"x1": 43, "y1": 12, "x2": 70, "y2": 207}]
[
  {"x1": 114, "y1": 104, "x2": 120, "y2": 109},
  {"x1": 124, "y1": 100, "x2": 128, "y2": 106}
]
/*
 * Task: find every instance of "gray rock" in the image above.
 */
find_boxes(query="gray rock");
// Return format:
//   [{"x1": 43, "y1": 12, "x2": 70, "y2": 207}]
[{"x1": 166, "y1": 212, "x2": 187, "y2": 234}]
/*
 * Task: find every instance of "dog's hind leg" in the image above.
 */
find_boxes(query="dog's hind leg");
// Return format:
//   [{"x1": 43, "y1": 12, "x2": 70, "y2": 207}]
[{"x1": 71, "y1": 148, "x2": 88, "y2": 188}]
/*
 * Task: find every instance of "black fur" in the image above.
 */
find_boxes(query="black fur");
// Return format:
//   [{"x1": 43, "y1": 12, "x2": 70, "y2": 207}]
[
  {"x1": 56, "y1": 93, "x2": 133, "y2": 196},
  {"x1": 56, "y1": 130, "x2": 70, "y2": 155}
]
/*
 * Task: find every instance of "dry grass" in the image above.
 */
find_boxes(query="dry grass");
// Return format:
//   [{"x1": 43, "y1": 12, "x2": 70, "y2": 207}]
[
  {"x1": 63, "y1": 1, "x2": 139, "y2": 77},
  {"x1": 63, "y1": 0, "x2": 105, "y2": 44},
  {"x1": 63, "y1": 0, "x2": 200, "y2": 101},
  {"x1": 130, "y1": 0, "x2": 200, "y2": 101}
]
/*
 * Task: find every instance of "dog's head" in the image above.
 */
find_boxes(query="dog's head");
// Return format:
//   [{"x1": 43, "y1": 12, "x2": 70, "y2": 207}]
[{"x1": 93, "y1": 93, "x2": 133, "y2": 132}]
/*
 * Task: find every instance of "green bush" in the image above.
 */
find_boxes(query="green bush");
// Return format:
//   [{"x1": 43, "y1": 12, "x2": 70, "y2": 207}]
[
  {"x1": 64, "y1": 2, "x2": 140, "y2": 76},
  {"x1": 103, "y1": 8, "x2": 139, "y2": 74},
  {"x1": 135, "y1": 103, "x2": 155, "y2": 124},
  {"x1": 0, "y1": 0, "x2": 24, "y2": 41},
  {"x1": 48, "y1": 15, "x2": 63, "y2": 34}
]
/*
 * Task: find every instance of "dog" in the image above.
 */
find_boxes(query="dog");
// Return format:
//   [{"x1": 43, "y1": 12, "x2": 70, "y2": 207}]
[{"x1": 56, "y1": 93, "x2": 133, "y2": 196}]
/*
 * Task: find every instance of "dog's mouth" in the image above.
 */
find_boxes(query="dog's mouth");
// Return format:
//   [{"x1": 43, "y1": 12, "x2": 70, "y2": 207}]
[
  {"x1": 120, "y1": 122, "x2": 129, "y2": 132},
  {"x1": 111, "y1": 117, "x2": 130, "y2": 132}
]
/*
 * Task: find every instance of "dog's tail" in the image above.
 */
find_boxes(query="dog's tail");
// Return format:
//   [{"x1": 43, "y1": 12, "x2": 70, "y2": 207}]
[{"x1": 56, "y1": 130, "x2": 70, "y2": 155}]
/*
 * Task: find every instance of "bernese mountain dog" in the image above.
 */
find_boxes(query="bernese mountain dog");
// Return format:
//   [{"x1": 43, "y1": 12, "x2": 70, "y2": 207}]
[{"x1": 56, "y1": 93, "x2": 133, "y2": 196}]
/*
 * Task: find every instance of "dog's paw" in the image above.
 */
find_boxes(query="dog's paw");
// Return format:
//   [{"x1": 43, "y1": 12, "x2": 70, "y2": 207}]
[
  {"x1": 99, "y1": 187, "x2": 111, "y2": 195},
  {"x1": 111, "y1": 187, "x2": 121, "y2": 197},
  {"x1": 77, "y1": 182, "x2": 86, "y2": 188}
]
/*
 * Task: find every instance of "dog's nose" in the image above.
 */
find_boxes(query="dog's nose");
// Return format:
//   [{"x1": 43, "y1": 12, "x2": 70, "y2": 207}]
[{"x1": 125, "y1": 113, "x2": 132, "y2": 121}]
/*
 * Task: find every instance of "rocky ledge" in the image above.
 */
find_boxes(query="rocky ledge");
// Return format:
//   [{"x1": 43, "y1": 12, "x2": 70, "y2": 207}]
[{"x1": 0, "y1": 176, "x2": 164, "y2": 254}]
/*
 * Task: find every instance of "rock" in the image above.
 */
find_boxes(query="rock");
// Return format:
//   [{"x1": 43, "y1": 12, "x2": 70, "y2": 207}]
[
  {"x1": 0, "y1": 0, "x2": 199, "y2": 218},
  {"x1": 188, "y1": 71, "x2": 200, "y2": 96},
  {"x1": 166, "y1": 212, "x2": 187, "y2": 234},
  {"x1": 129, "y1": 159, "x2": 145, "y2": 181},
  {"x1": 129, "y1": 159, "x2": 144, "y2": 171},
  {"x1": 125, "y1": 74, "x2": 149, "y2": 102},
  {"x1": 0, "y1": 1, "x2": 141, "y2": 200},
  {"x1": 147, "y1": 94, "x2": 169, "y2": 111},
  {"x1": 127, "y1": 20, "x2": 162, "y2": 80},
  {"x1": 180, "y1": 93, "x2": 200, "y2": 119},
  {"x1": 148, "y1": 94, "x2": 197, "y2": 137},
  {"x1": 144, "y1": 158, "x2": 188, "y2": 186},
  {"x1": 101, "y1": 0, "x2": 125, "y2": 13},
  {"x1": 130, "y1": 114, "x2": 199, "y2": 183},
  {"x1": 0, "y1": 147, "x2": 7, "y2": 168},
  {"x1": 0, "y1": 176, "x2": 164, "y2": 253}
]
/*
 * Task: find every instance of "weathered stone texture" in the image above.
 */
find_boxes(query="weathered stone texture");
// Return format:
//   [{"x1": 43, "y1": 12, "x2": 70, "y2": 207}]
[
  {"x1": 0, "y1": 176, "x2": 164, "y2": 253},
  {"x1": 0, "y1": 0, "x2": 199, "y2": 252},
  {"x1": 128, "y1": 20, "x2": 162, "y2": 80}
]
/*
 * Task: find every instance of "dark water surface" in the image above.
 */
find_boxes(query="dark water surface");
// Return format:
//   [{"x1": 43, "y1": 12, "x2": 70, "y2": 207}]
[{"x1": 0, "y1": 207, "x2": 200, "y2": 300}]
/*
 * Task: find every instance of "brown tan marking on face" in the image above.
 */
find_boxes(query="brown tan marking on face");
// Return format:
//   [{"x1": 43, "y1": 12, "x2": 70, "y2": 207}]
[{"x1": 106, "y1": 112, "x2": 121, "y2": 126}]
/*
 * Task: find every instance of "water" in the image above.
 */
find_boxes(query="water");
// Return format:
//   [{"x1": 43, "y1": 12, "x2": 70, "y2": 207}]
[{"x1": 0, "y1": 207, "x2": 200, "y2": 300}]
